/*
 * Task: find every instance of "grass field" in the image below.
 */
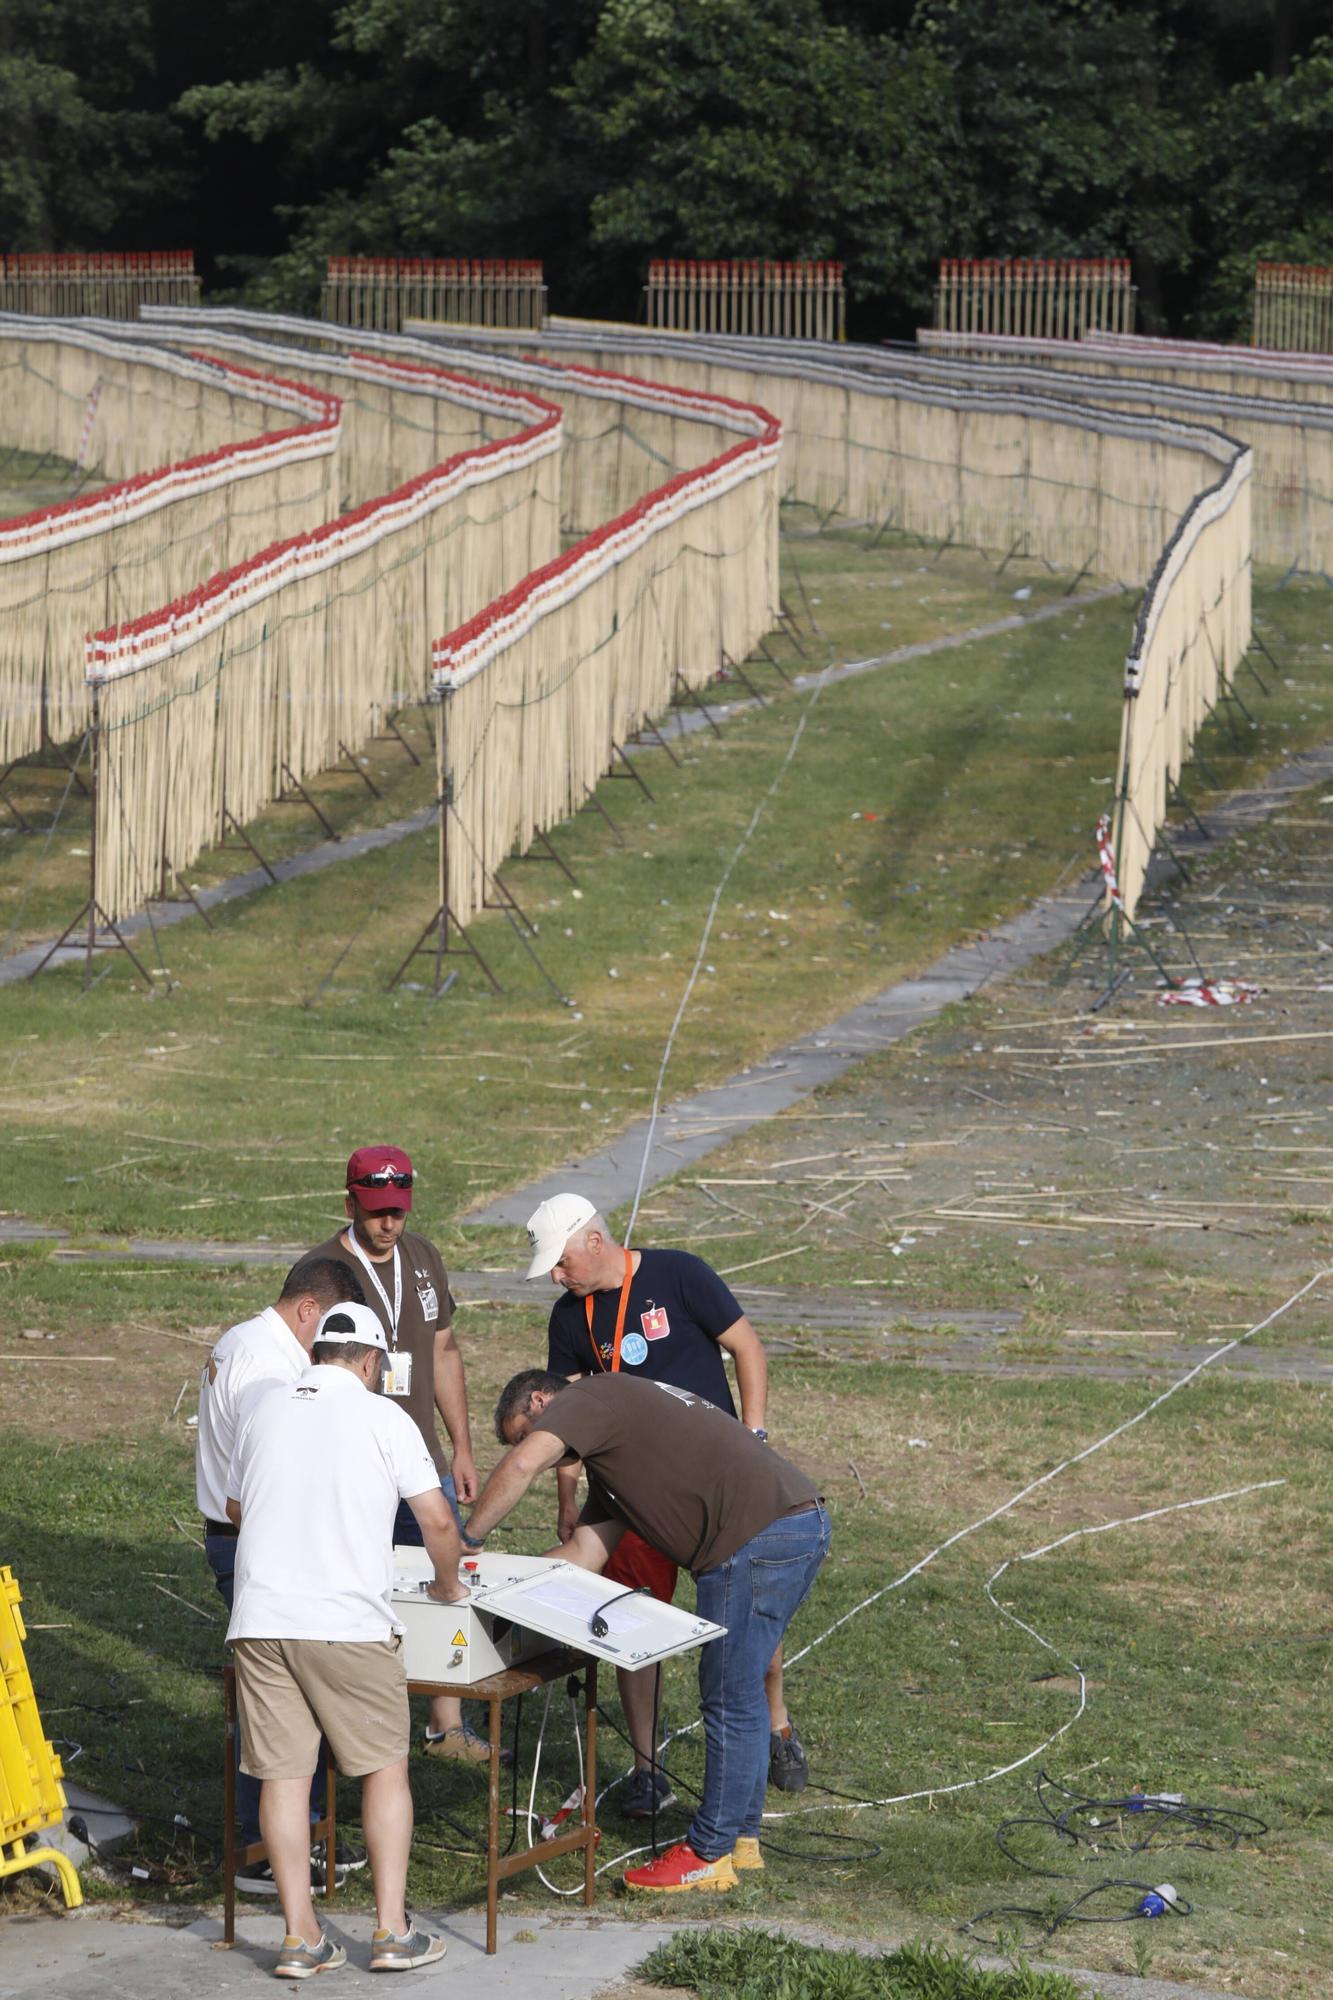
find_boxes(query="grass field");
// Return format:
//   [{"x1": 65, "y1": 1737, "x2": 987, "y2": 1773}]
[{"x1": 2, "y1": 522, "x2": 1331, "y2": 1999}]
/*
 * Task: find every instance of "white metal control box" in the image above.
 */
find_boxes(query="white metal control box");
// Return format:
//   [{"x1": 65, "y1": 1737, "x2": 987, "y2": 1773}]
[
  {"x1": 391, "y1": 1549, "x2": 555, "y2": 1685},
  {"x1": 391, "y1": 1548, "x2": 726, "y2": 1684},
  {"x1": 390, "y1": 1544, "x2": 720, "y2": 1688}
]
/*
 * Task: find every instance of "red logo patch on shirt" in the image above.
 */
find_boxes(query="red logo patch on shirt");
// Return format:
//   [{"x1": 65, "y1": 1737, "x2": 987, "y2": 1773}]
[{"x1": 640, "y1": 1305, "x2": 670, "y2": 1341}]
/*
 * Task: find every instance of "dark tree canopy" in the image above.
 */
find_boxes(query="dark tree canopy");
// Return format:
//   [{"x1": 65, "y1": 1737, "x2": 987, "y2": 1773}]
[{"x1": 1, "y1": 0, "x2": 1330, "y2": 337}]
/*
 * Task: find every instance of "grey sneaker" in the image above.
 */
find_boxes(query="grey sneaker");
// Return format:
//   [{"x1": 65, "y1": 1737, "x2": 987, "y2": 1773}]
[
  {"x1": 273, "y1": 1932, "x2": 346, "y2": 1980},
  {"x1": 620, "y1": 1767, "x2": 676, "y2": 1819},
  {"x1": 369, "y1": 1926, "x2": 447, "y2": 1972},
  {"x1": 768, "y1": 1722, "x2": 809, "y2": 1793}
]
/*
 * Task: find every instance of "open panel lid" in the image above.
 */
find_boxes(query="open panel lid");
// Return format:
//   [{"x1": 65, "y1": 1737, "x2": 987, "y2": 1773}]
[{"x1": 473, "y1": 1559, "x2": 725, "y2": 1668}]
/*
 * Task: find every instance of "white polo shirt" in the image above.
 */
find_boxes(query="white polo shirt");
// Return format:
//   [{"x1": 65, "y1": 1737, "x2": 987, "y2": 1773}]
[
  {"x1": 225, "y1": 1363, "x2": 440, "y2": 1643},
  {"x1": 196, "y1": 1306, "x2": 307, "y2": 1524}
]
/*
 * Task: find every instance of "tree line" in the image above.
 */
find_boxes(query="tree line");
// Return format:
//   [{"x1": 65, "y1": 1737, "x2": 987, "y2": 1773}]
[{"x1": 2, "y1": 0, "x2": 1330, "y2": 339}]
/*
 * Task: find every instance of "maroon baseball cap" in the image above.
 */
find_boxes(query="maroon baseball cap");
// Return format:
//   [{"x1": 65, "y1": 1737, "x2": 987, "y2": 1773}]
[{"x1": 345, "y1": 1144, "x2": 414, "y2": 1212}]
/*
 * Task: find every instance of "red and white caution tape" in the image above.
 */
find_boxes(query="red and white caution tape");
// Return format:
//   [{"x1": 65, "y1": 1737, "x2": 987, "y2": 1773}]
[
  {"x1": 1156, "y1": 976, "x2": 1259, "y2": 1008},
  {"x1": 1094, "y1": 812, "x2": 1123, "y2": 910}
]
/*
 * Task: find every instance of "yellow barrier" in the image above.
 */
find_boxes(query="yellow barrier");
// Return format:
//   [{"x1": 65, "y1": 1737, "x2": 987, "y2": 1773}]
[{"x1": 0, "y1": 1567, "x2": 82, "y2": 1908}]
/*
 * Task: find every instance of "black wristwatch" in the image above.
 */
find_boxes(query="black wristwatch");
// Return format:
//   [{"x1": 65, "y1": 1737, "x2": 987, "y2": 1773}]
[
  {"x1": 749, "y1": 1426, "x2": 769, "y2": 1443},
  {"x1": 460, "y1": 1526, "x2": 486, "y2": 1549}
]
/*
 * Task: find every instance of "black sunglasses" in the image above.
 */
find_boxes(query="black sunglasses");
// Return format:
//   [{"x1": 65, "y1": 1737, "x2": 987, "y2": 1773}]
[{"x1": 351, "y1": 1169, "x2": 414, "y2": 1190}]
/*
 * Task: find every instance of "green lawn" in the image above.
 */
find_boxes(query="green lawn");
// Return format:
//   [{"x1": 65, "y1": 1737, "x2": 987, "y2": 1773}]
[
  {"x1": 2, "y1": 1316, "x2": 1326, "y2": 1997},
  {"x1": 1, "y1": 526, "x2": 1329, "y2": 1269}
]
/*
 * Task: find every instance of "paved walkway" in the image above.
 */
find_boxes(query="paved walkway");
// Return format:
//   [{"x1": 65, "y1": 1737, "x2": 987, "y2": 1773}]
[{"x1": 0, "y1": 1905, "x2": 1262, "y2": 2000}]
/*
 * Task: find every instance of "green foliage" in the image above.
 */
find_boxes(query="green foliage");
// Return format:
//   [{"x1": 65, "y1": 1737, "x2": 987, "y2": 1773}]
[
  {"x1": 0, "y1": 0, "x2": 181, "y2": 247},
  {"x1": 634, "y1": 1929, "x2": 1087, "y2": 1999}
]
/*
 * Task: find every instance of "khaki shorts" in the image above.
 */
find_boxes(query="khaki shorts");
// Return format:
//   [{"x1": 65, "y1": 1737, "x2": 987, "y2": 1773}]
[{"x1": 233, "y1": 1635, "x2": 408, "y2": 1780}]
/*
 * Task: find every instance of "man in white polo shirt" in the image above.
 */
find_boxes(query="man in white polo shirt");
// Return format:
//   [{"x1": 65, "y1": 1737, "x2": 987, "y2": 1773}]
[
  {"x1": 197, "y1": 1254, "x2": 367, "y2": 1891},
  {"x1": 226, "y1": 1302, "x2": 468, "y2": 1979}
]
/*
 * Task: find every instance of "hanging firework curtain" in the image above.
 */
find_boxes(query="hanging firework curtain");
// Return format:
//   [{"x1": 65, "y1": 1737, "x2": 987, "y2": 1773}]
[
  {"x1": 0, "y1": 253, "x2": 200, "y2": 319},
  {"x1": 84, "y1": 356, "x2": 561, "y2": 921},
  {"x1": 321, "y1": 259, "x2": 546, "y2": 335},
  {"x1": 445, "y1": 323, "x2": 1256, "y2": 927},
  {"x1": 424, "y1": 364, "x2": 780, "y2": 951},
  {"x1": 644, "y1": 261, "x2": 845, "y2": 341},
  {"x1": 0, "y1": 326, "x2": 340, "y2": 765},
  {"x1": 910, "y1": 327, "x2": 1333, "y2": 574},
  {"x1": 933, "y1": 259, "x2": 1136, "y2": 339}
]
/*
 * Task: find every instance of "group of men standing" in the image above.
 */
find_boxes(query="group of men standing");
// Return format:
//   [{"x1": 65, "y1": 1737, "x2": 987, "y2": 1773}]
[{"x1": 198, "y1": 1143, "x2": 829, "y2": 1978}]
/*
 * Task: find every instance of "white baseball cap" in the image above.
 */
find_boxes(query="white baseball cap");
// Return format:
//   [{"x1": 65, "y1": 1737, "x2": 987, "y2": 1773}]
[
  {"x1": 524, "y1": 1192, "x2": 598, "y2": 1281},
  {"x1": 314, "y1": 1302, "x2": 389, "y2": 1353}
]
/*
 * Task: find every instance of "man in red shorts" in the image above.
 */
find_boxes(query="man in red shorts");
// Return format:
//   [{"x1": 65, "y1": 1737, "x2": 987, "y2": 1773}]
[{"x1": 524, "y1": 1192, "x2": 807, "y2": 1818}]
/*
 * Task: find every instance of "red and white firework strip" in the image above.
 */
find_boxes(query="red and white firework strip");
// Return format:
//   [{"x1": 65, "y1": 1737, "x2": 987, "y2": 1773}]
[
  {"x1": 1095, "y1": 812, "x2": 1124, "y2": 910},
  {"x1": 1156, "y1": 977, "x2": 1259, "y2": 1007},
  {"x1": 74, "y1": 379, "x2": 102, "y2": 471}
]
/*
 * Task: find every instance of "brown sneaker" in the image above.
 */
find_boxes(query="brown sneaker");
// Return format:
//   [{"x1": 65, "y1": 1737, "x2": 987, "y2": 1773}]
[
  {"x1": 369, "y1": 1926, "x2": 447, "y2": 1972},
  {"x1": 423, "y1": 1724, "x2": 512, "y2": 1766}
]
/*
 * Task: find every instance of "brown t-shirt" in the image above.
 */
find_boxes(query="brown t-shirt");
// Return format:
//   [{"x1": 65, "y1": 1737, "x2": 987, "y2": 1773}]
[
  {"x1": 307, "y1": 1229, "x2": 456, "y2": 1475},
  {"x1": 530, "y1": 1374, "x2": 818, "y2": 1576}
]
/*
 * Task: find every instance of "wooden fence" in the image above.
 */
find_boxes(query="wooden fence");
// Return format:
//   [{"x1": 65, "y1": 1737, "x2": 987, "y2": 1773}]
[
  {"x1": 643, "y1": 260, "x2": 844, "y2": 340},
  {"x1": 0, "y1": 253, "x2": 199, "y2": 319},
  {"x1": 1252, "y1": 263, "x2": 1333, "y2": 353},
  {"x1": 933, "y1": 258, "x2": 1136, "y2": 339},
  {"x1": 320, "y1": 258, "x2": 546, "y2": 334}
]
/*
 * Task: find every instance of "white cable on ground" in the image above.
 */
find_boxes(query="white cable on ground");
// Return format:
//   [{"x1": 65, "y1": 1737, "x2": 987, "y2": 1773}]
[
  {"x1": 526, "y1": 1680, "x2": 656, "y2": 1892},
  {"x1": 763, "y1": 1476, "x2": 1283, "y2": 1820},
  {"x1": 624, "y1": 658, "x2": 834, "y2": 1243},
  {"x1": 783, "y1": 1266, "x2": 1326, "y2": 1674}
]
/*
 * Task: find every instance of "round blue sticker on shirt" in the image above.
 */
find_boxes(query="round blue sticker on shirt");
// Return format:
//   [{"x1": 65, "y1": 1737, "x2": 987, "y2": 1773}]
[{"x1": 619, "y1": 1332, "x2": 649, "y2": 1367}]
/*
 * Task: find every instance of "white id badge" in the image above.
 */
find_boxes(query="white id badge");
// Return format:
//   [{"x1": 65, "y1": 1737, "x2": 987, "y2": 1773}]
[{"x1": 384, "y1": 1351, "x2": 413, "y2": 1398}]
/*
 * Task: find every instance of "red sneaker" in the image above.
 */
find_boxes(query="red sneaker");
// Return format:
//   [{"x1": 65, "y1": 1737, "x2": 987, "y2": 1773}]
[{"x1": 623, "y1": 1841, "x2": 738, "y2": 1894}]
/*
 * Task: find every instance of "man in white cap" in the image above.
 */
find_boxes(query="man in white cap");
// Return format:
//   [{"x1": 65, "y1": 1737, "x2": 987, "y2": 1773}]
[
  {"x1": 226, "y1": 1301, "x2": 468, "y2": 1978},
  {"x1": 197, "y1": 1253, "x2": 368, "y2": 1893},
  {"x1": 522, "y1": 1194, "x2": 809, "y2": 1816}
]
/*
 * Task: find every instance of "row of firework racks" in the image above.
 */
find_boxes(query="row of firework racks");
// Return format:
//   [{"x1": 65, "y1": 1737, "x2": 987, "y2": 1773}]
[
  {"x1": 0, "y1": 251, "x2": 200, "y2": 320},
  {"x1": 932, "y1": 257, "x2": 1138, "y2": 339}
]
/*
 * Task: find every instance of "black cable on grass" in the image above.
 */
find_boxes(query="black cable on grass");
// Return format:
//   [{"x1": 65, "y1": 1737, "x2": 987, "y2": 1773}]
[
  {"x1": 590, "y1": 1700, "x2": 882, "y2": 1865},
  {"x1": 961, "y1": 1768, "x2": 1264, "y2": 1945}
]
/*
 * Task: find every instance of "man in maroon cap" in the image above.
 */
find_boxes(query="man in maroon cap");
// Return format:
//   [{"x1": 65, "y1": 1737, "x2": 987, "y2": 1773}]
[{"x1": 306, "y1": 1145, "x2": 488, "y2": 1762}]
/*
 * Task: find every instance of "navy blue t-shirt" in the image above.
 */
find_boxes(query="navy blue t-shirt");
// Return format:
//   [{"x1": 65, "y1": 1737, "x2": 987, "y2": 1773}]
[{"x1": 546, "y1": 1249, "x2": 742, "y2": 1415}]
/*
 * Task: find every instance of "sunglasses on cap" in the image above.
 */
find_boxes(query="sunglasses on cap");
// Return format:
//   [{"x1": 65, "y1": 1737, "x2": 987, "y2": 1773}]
[{"x1": 351, "y1": 1169, "x2": 414, "y2": 1190}]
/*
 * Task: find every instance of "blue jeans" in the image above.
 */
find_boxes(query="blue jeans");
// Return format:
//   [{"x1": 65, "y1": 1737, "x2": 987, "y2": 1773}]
[
  {"x1": 688, "y1": 1502, "x2": 830, "y2": 1861},
  {"x1": 205, "y1": 1534, "x2": 327, "y2": 1846},
  {"x1": 392, "y1": 1470, "x2": 463, "y2": 1547}
]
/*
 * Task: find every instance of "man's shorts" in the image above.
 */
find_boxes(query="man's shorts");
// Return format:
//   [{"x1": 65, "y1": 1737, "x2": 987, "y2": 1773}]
[
  {"x1": 233, "y1": 1635, "x2": 408, "y2": 1780},
  {"x1": 604, "y1": 1528, "x2": 678, "y2": 1606}
]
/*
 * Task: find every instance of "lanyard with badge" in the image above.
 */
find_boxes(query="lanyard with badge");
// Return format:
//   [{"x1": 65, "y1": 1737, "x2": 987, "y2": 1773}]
[
  {"x1": 585, "y1": 1249, "x2": 642, "y2": 1372},
  {"x1": 347, "y1": 1233, "x2": 411, "y2": 1398}
]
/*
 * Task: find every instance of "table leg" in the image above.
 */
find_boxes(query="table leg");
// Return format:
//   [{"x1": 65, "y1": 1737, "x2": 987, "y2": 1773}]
[
  {"x1": 486, "y1": 1694, "x2": 500, "y2": 1955},
  {"x1": 223, "y1": 1669, "x2": 236, "y2": 1946},
  {"x1": 323, "y1": 1766, "x2": 337, "y2": 1899},
  {"x1": 583, "y1": 1661, "x2": 597, "y2": 1907}
]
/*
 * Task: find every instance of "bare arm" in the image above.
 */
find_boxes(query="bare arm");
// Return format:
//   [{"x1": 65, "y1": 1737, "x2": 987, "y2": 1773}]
[
  {"x1": 433, "y1": 1322, "x2": 476, "y2": 1502},
  {"x1": 467, "y1": 1430, "x2": 568, "y2": 1542},
  {"x1": 407, "y1": 1486, "x2": 469, "y2": 1604},
  {"x1": 544, "y1": 1518, "x2": 623, "y2": 1572},
  {"x1": 225, "y1": 1496, "x2": 241, "y2": 1527},
  {"x1": 555, "y1": 1460, "x2": 583, "y2": 1542},
  {"x1": 717, "y1": 1314, "x2": 768, "y2": 1430}
]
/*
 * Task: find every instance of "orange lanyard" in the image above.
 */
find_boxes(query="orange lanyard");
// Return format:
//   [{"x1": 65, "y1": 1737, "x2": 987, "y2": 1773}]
[{"x1": 585, "y1": 1249, "x2": 634, "y2": 1373}]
